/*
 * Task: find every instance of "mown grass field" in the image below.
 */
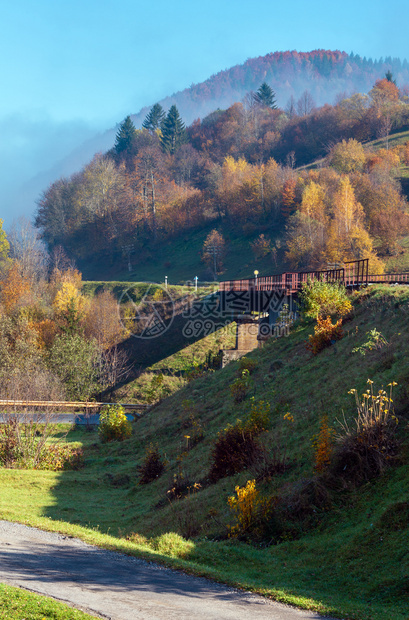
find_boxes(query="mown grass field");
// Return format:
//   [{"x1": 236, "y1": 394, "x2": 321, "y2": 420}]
[{"x1": 1, "y1": 285, "x2": 409, "y2": 619}]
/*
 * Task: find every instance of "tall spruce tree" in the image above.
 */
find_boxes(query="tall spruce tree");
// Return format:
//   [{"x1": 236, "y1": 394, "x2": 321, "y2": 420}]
[
  {"x1": 114, "y1": 115, "x2": 137, "y2": 156},
  {"x1": 142, "y1": 103, "x2": 165, "y2": 131},
  {"x1": 253, "y1": 82, "x2": 278, "y2": 109},
  {"x1": 385, "y1": 70, "x2": 397, "y2": 86},
  {"x1": 160, "y1": 105, "x2": 187, "y2": 154}
]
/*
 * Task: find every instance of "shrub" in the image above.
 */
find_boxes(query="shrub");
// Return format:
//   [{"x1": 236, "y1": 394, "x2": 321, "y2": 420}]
[
  {"x1": 306, "y1": 315, "x2": 343, "y2": 355},
  {"x1": 36, "y1": 445, "x2": 84, "y2": 471},
  {"x1": 167, "y1": 470, "x2": 191, "y2": 500},
  {"x1": 209, "y1": 399, "x2": 272, "y2": 482},
  {"x1": 143, "y1": 373, "x2": 171, "y2": 403},
  {"x1": 166, "y1": 469, "x2": 203, "y2": 538},
  {"x1": 208, "y1": 423, "x2": 261, "y2": 482},
  {"x1": 151, "y1": 532, "x2": 194, "y2": 558},
  {"x1": 0, "y1": 418, "x2": 22, "y2": 466},
  {"x1": 138, "y1": 443, "x2": 165, "y2": 484},
  {"x1": 238, "y1": 357, "x2": 257, "y2": 375},
  {"x1": 246, "y1": 398, "x2": 270, "y2": 433},
  {"x1": 331, "y1": 380, "x2": 399, "y2": 484},
  {"x1": 352, "y1": 328, "x2": 388, "y2": 356},
  {"x1": 299, "y1": 278, "x2": 352, "y2": 319},
  {"x1": 0, "y1": 419, "x2": 84, "y2": 470},
  {"x1": 228, "y1": 479, "x2": 260, "y2": 536},
  {"x1": 230, "y1": 369, "x2": 251, "y2": 403},
  {"x1": 312, "y1": 414, "x2": 334, "y2": 474},
  {"x1": 227, "y1": 479, "x2": 278, "y2": 540},
  {"x1": 249, "y1": 444, "x2": 289, "y2": 482},
  {"x1": 98, "y1": 404, "x2": 132, "y2": 443},
  {"x1": 180, "y1": 401, "x2": 205, "y2": 448}
]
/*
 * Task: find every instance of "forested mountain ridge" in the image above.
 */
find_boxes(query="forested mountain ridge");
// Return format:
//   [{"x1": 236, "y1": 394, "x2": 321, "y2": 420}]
[
  {"x1": 26, "y1": 49, "x2": 409, "y2": 223},
  {"x1": 132, "y1": 50, "x2": 409, "y2": 128},
  {"x1": 35, "y1": 67, "x2": 409, "y2": 281}
]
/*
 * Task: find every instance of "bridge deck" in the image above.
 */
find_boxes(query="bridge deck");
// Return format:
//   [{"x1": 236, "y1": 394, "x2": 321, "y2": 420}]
[{"x1": 219, "y1": 259, "x2": 409, "y2": 294}]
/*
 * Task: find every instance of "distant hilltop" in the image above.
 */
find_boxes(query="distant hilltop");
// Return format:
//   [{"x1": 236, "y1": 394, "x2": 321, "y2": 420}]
[
  {"x1": 129, "y1": 49, "x2": 409, "y2": 127},
  {"x1": 22, "y1": 49, "x2": 409, "y2": 223}
]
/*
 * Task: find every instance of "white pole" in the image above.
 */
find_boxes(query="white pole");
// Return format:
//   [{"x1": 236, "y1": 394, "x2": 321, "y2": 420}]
[{"x1": 165, "y1": 276, "x2": 168, "y2": 289}]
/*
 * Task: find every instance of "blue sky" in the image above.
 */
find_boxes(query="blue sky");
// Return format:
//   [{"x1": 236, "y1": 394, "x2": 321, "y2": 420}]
[{"x1": 0, "y1": 0, "x2": 407, "y2": 226}]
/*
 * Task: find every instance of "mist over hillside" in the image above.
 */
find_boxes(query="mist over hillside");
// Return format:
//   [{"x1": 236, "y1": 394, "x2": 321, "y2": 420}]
[
  {"x1": 131, "y1": 50, "x2": 409, "y2": 126},
  {"x1": 9, "y1": 50, "x2": 409, "y2": 227}
]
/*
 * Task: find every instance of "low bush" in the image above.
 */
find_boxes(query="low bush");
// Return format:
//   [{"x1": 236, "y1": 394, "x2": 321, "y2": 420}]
[
  {"x1": 167, "y1": 469, "x2": 191, "y2": 500},
  {"x1": 238, "y1": 357, "x2": 257, "y2": 375},
  {"x1": 138, "y1": 443, "x2": 166, "y2": 484},
  {"x1": 230, "y1": 369, "x2": 251, "y2": 403},
  {"x1": 98, "y1": 404, "x2": 132, "y2": 443},
  {"x1": 281, "y1": 476, "x2": 334, "y2": 532},
  {"x1": 209, "y1": 399, "x2": 273, "y2": 482},
  {"x1": 299, "y1": 278, "x2": 352, "y2": 319},
  {"x1": 249, "y1": 444, "x2": 290, "y2": 482},
  {"x1": 306, "y1": 315, "x2": 343, "y2": 355},
  {"x1": 208, "y1": 423, "x2": 261, "y2": 482},
  {"x1": 35, "y1": 444, "x2": 84, "y2": 471},
  {"x1": 0, "y1": 417, "x2": 84, "y2": 470},
  {"x1": 246, "y1": 398, "x2": 270, "y2": 433},
  {"x1": 312, "y1": 414, "x2": 334, "y2": 474},
  {"x1": 352, "y1": 328, "x2": 388, "y2": 356},
  {"x1": 0, "y1": 418, "x2": 84, "y2": 470},
  {"x1": 331, "y1": 380, "x2": 399, "y2": 484},
  {"x1": 0, "y1": 418, "x2": 21, "y2": 466},
  {"x1": 227, "y1": 479, "x2": 279, "y2": 541}
]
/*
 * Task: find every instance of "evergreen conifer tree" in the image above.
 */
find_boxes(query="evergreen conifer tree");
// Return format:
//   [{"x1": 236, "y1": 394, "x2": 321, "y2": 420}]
[
  {"x1": 385, "y1": 70, "x2": 397, "y2": 86},
  {"x1": 114, "y1": 116, "x2": 137, "y2": 155},
  {"x1": 142, "y1": 103, "x2": 165, "y2": 131},
  {"x1": 160, "y1": 105, "x2": 187, "y2": 154},
  {"x1": 253, "y1": 83, "x2": 278, "y2": 109}
]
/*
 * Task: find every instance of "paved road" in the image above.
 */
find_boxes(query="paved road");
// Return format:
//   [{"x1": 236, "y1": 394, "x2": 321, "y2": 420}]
[{"x1": 0, "y1": 521, "x2": 335, "y2": 620}]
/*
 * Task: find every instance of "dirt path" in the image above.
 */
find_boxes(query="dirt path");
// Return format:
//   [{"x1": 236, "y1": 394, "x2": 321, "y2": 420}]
[{"x1": 0, "y1": 521, "x2": 335, "y2": 620}]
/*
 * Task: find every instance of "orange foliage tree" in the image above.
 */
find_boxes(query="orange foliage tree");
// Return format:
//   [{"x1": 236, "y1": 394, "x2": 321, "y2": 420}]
[{"x1": 0, "y1": 263, "x2": 30, "y2": 314}]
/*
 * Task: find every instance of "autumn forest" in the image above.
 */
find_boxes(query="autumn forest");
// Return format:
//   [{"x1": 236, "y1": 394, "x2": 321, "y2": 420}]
[{"x1": 35, "y1": 60, "x2": 409, "y2": 281}]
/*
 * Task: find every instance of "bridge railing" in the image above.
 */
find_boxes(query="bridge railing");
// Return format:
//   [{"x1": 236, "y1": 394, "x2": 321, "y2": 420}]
[
  {"x1": 219, "y1": 260, "x2": 373, "y2": 293},
  {"x1": 368, "y1": 273, "x2": 409, "y2": 284},
  {"x1": 219, "y1": 268, "x2": 347, "y2": 293}
]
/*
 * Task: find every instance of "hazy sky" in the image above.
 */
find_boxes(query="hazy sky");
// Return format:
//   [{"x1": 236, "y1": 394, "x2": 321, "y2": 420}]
[{"x1": 0, "y1": 0, "x2": 407, "y2": 227}]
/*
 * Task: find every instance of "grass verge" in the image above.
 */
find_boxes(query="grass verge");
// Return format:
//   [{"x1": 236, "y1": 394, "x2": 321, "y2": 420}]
[{"x1": 0, "y1": 584, "x2": 99, "y2": 619}]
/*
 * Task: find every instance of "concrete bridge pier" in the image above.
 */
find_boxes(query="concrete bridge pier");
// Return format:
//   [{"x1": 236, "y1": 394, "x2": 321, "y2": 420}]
[
  {"x1": 219, "y1": 291, "x2": 300, "y2": 366},
  {"x1": 221, "y1": 314, "x2": 260, "y2": 367}
]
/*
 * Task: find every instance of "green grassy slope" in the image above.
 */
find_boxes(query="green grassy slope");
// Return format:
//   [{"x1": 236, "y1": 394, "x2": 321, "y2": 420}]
[
  {"x1": 81, "y1": 225, "x2": 287, "y2": 285},
  {"x1": 1, "y1": 285, "x2": 409, "y2": 619}
]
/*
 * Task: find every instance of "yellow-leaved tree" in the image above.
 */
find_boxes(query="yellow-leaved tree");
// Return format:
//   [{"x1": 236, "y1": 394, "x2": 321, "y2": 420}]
[
  {"x1": 53, "y1": 281, "x2": 89, "y2": 334},
  {"x1": 330, "y1": 177, "x2": 384, "y2": 272},
  {"x1": 285, "y1": 181, "x2": 327, "y2": 268},
  {"x1": 328, "y1": 139, "x2": 366, "y2": 174}
]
